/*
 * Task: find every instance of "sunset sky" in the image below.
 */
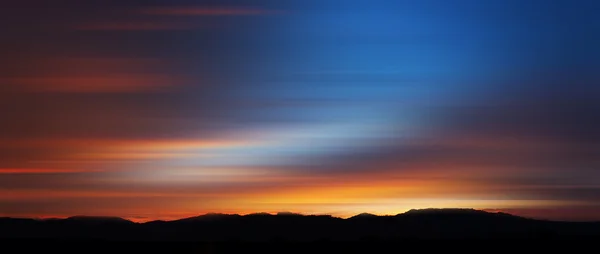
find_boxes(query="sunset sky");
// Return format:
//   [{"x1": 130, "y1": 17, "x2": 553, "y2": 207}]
[{"x1": 1, "y1": 0, "x2": 600, "y2": 222}]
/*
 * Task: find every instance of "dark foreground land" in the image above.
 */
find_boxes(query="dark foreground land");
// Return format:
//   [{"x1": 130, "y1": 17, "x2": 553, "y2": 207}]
[{"x1": 2, "y1": 208, "x2": 600, "y2": 242}]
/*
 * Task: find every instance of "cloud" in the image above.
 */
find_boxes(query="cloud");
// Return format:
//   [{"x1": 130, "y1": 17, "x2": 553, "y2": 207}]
[
  {"x1": 5, "y1": 75, "x2": 180, "y2": 93},
  {"x1": 0, "y1": 137, "x2": 265, "y2": 169},
  {"x1": 138, "y1": 6, "x2": 281, "y2": 16},
  {"x1": 74, "y1": 21, "x2": 213, "y2": 31},
  {"x1": 0, "y1": 189, "x2": 202, "y2": 200},
  {"x1": 0, "y1": 137, "x2": 263, "y2": 151},
  {"x1": 0, "y1": 168, "x2": 100, "y2": 174},
  {"x1": 1, "y1": 57, "x2": 186, "y2": 93},
  {"x1": 68, "y1": 4, "x2": 279, "y2": 32}
]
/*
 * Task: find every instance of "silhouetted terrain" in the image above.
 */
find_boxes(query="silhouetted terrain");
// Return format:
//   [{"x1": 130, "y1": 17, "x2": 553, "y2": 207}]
[{"x1": 2, "y1": 209, "x2": 600, "y2": 241}]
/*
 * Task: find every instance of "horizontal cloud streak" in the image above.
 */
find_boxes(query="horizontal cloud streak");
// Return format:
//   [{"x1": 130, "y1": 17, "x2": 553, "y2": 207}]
[
  {"x1": 74, "y1": 21, "x2": 213, "y2": 31},
  {"x1": 138, "y1": 6, "x2": 281, "y2": 16},
  {"x1": 1, "y1": 57, "x2": 186, "y2": 93},
  {"x1": 4, "y1": 75, "x2": 180, "y2": 93},
  {"x1": 0, "y1": 168, "x2": 101, "y2": 174}
]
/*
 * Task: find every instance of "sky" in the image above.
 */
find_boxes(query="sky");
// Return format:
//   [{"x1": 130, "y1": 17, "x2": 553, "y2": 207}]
[{"x1": 1, "y1": 0, "x2": 599, "y2": 222}]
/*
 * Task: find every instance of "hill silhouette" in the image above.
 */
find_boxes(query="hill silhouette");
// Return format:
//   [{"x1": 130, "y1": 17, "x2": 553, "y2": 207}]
[{"x1": 2, "y1": 208, "x2": 600, "y2": 241}]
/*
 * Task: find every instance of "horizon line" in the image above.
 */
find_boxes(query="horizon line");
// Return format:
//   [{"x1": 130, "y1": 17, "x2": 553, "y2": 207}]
[{"x1": 4, "y1": 208, "x2": 591, "y2": 223}]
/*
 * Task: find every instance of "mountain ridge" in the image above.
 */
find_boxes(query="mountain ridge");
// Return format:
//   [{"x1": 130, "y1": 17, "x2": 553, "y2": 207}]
[
  {"x1": 3, "y1": 208, "x2": 600, "y2": 240},
  {"x1": 0, "y1": 208, "x2": 593, "y2": 223}
]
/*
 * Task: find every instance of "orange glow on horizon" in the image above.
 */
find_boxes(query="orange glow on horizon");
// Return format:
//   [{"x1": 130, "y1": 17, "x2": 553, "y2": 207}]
[{"x1": 1, "y1": 164, "x2": 586, "y2": 221}]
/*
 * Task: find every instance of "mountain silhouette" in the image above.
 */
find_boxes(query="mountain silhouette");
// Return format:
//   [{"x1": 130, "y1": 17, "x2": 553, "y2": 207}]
[{"x1": 2, "y1": 209, "x2": 600, "y2": 241}]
